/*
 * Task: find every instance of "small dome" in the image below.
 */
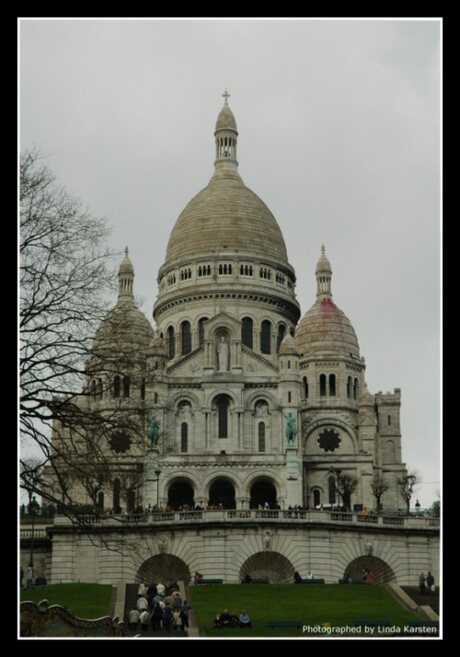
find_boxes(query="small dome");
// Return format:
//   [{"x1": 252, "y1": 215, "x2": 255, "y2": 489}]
[
  {"x1": 316, "y1": 250, "x2": 332, "y2": 275},
  {"x1": 296, "y1": 298, "x2": 360, "y2": 358},
  {"x1": 278, "y1": 333, "x2": 299, "y2": 356},
  {"x1": 94, "y1": 301, "x2": 154, "y2": 350},
  {"x1": 119, "y1": 247, "x2": 134, "y2": 275},
  {"x1": 215, "y1": 106, "x2": 237, "y2": 133}
]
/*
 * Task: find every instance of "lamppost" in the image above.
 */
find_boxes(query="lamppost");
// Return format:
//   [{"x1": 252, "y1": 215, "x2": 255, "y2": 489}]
[
  {"x1": 415, "y1": 499, "x2": 421, "y2": 514},
  {"x1": 28, "y1": 495, "x2": 39, "y2": 570},
  {"x1": 155, "y1": 468, "x2": 161, "y2": 509}
]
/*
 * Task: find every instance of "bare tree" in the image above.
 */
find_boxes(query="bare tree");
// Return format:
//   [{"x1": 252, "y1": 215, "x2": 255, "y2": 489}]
[
  {"x1": 397, "y1": 470, "x2": 421, "y2": 515},
  {"x1": 370, "y1": 473, "x2": 390, "y2": 513},
  {"x1": 20, "y1": 148, "x2": 148, "y2": 519},
  {"x1": 336, "y1": 474, "x2": 359, "y2": 512},
  {"x1": 20, "y1": 457, "x2": 46, "y2": 508}
]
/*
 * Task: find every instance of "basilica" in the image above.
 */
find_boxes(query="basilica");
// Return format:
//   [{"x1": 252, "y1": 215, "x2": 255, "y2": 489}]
[{"x1": 48, "y1": 94, "x2": 408, "y2": 517}]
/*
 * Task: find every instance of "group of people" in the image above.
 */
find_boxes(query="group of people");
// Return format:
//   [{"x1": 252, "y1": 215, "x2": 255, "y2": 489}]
[
  {"x1": 20, "y1": 566, "x2": 47, "y2": 588},
  {"x1": 213, "y1": 609, "x2": 252, "y2": 629},
  {"x1": 419, "y1": 571, "x2": 436, "y2": 595},
  {"x1": 128, "y1": 581, "x2": 189, "y2": 634},
  {"x1": 361, "y1": 568, "x2": 374, "y2": 583},
  {"x1": 293, "y1": 571, "x2": 315, "y2": 583}
]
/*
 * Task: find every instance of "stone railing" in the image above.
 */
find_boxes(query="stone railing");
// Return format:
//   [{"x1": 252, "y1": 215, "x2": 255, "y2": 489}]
[
  {"x1": 48, "y1": 510, "x2": 440, "y2": 531},
  {"x1": 20, "y1": 529, "x2": 48, "y2": 539}
]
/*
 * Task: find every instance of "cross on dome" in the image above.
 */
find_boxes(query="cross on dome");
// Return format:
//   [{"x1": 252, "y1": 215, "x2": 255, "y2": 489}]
[{"x1": 222, "y1": 89, "x2": 230, "y2": 106}]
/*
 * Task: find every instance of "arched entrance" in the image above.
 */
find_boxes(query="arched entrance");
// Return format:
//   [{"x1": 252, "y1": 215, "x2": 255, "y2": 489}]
[
  {"x1": 344, "y1": 556, "x2": 396, "y2": 584},
  {"x1": 167, "y1": 479, "x2": 195, "y2": 510},
  {"x1": 136, "y1": 554, "x2": 190, "y2": 584},
  {"x1": 240, "y1": 551, "x2": 295, "y2": 583},
  {"x1": 208, "y1": 478, "x2": 236, "y2": 509},
  {"x1": 249, "y1": 478, "x2": 277, "y2": 509}
]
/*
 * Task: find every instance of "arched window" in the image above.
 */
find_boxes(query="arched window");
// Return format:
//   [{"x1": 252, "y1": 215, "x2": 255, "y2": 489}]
[
  {"x1": 276, "y1": 324, "x2": 286, "y2": 353},
  {"x1": 181, "y1": 320, "x2": 191, "y2": 355},
  {"x1": 181, "y1": 423, "x2": 188, "y2": 453},
  {"x1": 328, "y1": 476, "x2": 336, "y2": 504},
  {"x1": 198, "y1": 317, "x2": 208, "y2": 346},
  {"x1": 260, "y1": 320, "x2": 271, "y2": 354},
  {"x1": 258, "y1": 422, "x2": 266, "y2": 452},
  {"x1": 141, "y1": 378, "x2": 145, "y2": 400},
  {"x1": 216, "y1": 395, "x2": 230, "y2": 439},
  {"x1": 353, "y1": 378, "x2": 359, "y2": 400},
  {"x1": 126, "y1": 489, "x2": 136, "y2": 513},
  {"x1": 167, "y1": 326, "x2": 175, "y2": 359},
  {"x1": 241, "y1": 317, "x2": 253, "y2": 349},
  {"x1": 347, "y1": 376, "x2": 352, "y2": 399},
  {"x1": 96, "y1": 491, "x2": 104, "y2": 512},
  {"x1": 113, "y1": 375, "x2": 121, "y2": 399},
  {"x1": 90, "y1": 379, "x2": 97, "y2": 401},
  {"x1": 123, "y1": 375, "x2": 130, "y2": 398},
  {"x1": 154, "y1": 392, "x2": 158, "y2": 404},
  {"x1": 320, "y1": 374, "x2": 327, "y2": 397},
  {"x1": 329, "y1": 374, "x2": 336, "y2": 396},
  {"x1": 312, "y1": 489, "x2": 321, "y2": 508},
  {"x1": 113, "y1": 478, "x2": 121, "y2": 514},
  {"x1": 303, "y1": 376, "x2": 309, "y2": 400}
]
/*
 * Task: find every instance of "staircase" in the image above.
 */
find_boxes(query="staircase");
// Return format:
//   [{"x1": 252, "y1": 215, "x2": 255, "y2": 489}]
[{"x1": 123, "y1": 583, "x2": 188, "y2": 637}]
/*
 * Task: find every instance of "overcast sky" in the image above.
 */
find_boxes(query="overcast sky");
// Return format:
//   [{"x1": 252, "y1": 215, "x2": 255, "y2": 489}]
[{"x1": 20, "y1": 18, "x2": 441, "y2": 508}]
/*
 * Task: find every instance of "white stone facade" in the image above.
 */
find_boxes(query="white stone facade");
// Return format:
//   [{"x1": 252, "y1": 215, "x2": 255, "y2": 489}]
[{"x1": 40, "y1": 97, "x2": 432, "y2": 587}]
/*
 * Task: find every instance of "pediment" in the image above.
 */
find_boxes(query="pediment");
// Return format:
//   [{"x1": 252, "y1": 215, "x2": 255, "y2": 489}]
[{"x1": 204, "y1": 310, "x2": 242, "y2": 334}]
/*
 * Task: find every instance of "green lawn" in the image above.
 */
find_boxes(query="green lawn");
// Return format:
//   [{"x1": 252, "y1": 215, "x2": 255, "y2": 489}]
[
  {"x1": 190, "y1": 584, "x2": 423, "y2": 637},
  {"x1": 20, "y1": 583, "x2": 113, "y2": 619}
]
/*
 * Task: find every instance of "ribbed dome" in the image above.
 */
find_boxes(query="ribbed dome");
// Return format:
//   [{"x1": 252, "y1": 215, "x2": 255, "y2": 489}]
[
  {"x1": 94, "y1": 301, "x2": 154, "y2": 349},
  {"x1": 295, "y1": 298, "x2": 360, "y2": 358},
  {"x1": 118, "y1": 249, "x2": 134, "y2": 274},
  {"x1": 278, "y1": 333, "x2": 299, "y2": 356},
  {"x1": 215, "y1": 106, "x2": 237, "y2": 133},
  {"x1": 164, "y1": 172, "x2": 289, "y2": 264}
]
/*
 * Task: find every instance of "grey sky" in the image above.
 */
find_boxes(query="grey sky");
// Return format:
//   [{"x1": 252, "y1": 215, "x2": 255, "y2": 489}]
[{"x1": 20, "y1": 18, "x2": 441, "y2": 508}]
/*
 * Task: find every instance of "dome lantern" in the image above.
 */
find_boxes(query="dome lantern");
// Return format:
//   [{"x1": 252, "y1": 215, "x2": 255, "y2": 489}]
[
  {"x1": 214, "y1": 89, "x2": 239, "y2": 171},
  {"x1": 316, "y1": 245, "x2": 332, "y2": 300},
  {"x1": 118, "y1": 247, "x2": 134, "y2": 300}
]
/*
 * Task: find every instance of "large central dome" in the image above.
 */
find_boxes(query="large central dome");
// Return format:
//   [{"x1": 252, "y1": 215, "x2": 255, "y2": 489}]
[
  {"x1": 165, "y1": 170, "x2": 289, "y2": 265},
  {"x1": 163, "y1": 96, "x2": 289, "y2": 268}
]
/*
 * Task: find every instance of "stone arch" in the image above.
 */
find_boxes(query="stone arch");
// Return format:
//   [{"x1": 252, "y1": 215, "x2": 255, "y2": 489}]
[
  {"x1": 343, "y1": 556, "x2": 396, "y2": 585},
  {"x1": 248, "y1": 476, "x2": 278, "y2": 509},
  {"x1": 170, "y1": 390, "x2": 201, "y2": 410},
  {"x1": 206, "y1": 475, "x2": 239, "y2": 509},
  {"x1": 202, "y1": 471, "x2": 242, "y2": 498},
  {"x1": 167, "y1": 476, "x2": 195, "y2": 510},
  {"x1": 246, "y1": 389, "x2": 278, "y2": 410},
  {"x1": 163, "y1": 470, "x2": 200, "y2": 495},
  {"x1": 135, "y1": 554, "x2": 191, "y2": 585},
  {"x1": 244, "y1": 470, "x2": 284, "y2": 497},
  {"x1": 205, "y1": 388, "x2": 239, "y2": 408},
  {"x1": 240, "y1": 551, "x2": 295, "y2": 583}
]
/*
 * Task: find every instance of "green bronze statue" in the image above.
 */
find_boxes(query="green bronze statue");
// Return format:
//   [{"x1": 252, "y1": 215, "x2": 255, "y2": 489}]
[
  {"x1": 284, "y1": 412, "x2": 297, "y2": 445},
  {"x1": 147, "y1": 415, "x2": 161, "y2": 449}
]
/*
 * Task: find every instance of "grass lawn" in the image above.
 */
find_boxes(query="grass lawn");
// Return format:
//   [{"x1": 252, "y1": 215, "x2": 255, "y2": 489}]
[
  {"x1": 20, "y1": 583, "x2": 113, "y2": 619},
  {"x1": 190, "y1": 584, "x2": 423, "y2": 637}
]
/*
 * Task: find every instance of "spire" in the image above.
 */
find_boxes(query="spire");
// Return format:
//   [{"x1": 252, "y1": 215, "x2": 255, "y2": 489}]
[
  {"x1": 214, "y1": 90, "x2": 239, "y2": 172},
  {"x1": 315, "y1": 245, "x2": 332, "y2": 300},
  {"x1": 118, "y1": 246, "x2": 134, "y2": 301}
]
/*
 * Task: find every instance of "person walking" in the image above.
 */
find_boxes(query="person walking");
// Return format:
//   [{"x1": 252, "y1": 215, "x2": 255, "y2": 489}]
[
  {"x1": 426, "y1": 571, "x2": 435, "y2": 594},
  {"x1": 419, "y1": 572, "x2": 426, "y2": 595},
  {"x1": 26, "y1": 565, "x2": 34, "y2": 588}
]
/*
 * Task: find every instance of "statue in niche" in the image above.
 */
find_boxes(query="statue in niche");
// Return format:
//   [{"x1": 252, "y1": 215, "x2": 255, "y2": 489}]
[
  {"x1": 255, "y1": 402, "x2": 269, "y2": 417},
  {"x1": 147, "y1": 414, "x2": 161, "y2": 449},
  {"x1": 284, "y1": 412, "x2": 298, "y2": 445},
  {"x1": 264, "y1": 532, "x2": 271, "y2": 551},
  {"x1": 217, "y1": 335, "x2": 229, "y2": 371},
  {"x1": 179, "y1": 402, "x2": 191, "y2": 418}
]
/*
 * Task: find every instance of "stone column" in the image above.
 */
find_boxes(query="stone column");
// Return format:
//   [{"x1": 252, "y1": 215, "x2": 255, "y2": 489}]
[{"x1": 143, "y1": 448, "x2": 161, "y2": 508}]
